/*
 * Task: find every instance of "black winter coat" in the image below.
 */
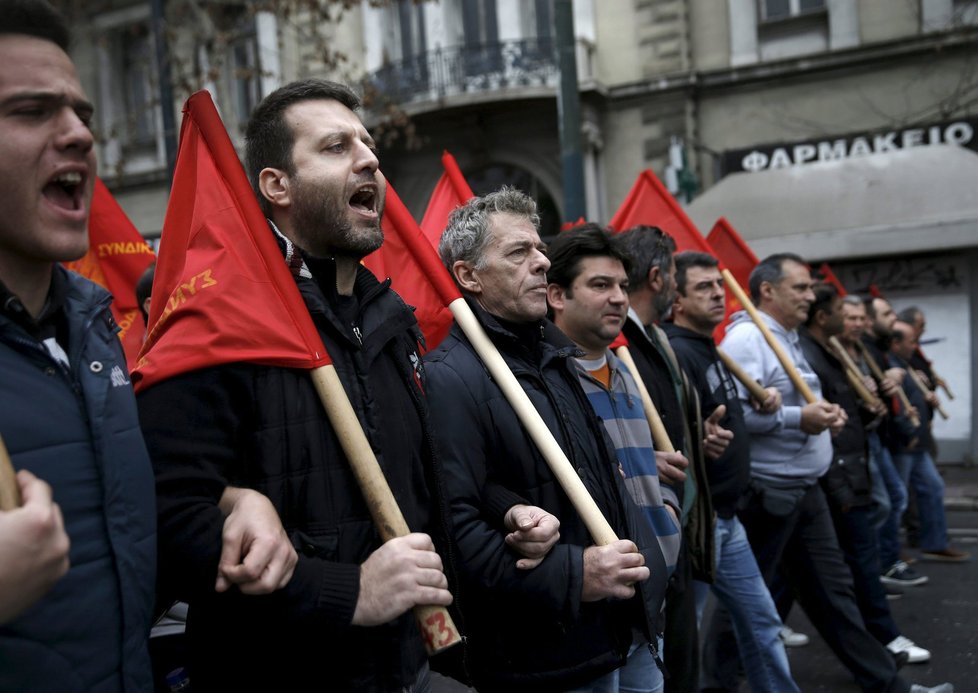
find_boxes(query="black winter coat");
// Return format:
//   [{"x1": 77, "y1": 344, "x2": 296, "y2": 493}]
[
  {"x1": 138, "y1": 261, "x2": 451, "y2": 692},
  {"x1": 424, "y1": 304, "x2": 667, "y2": 692}
]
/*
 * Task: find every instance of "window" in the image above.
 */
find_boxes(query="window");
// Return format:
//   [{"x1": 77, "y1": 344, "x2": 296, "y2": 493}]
[
  {"x1": 94, "y1": 5, "x2": 166, "y2": 176},
  {"x1": 760, "y1": 0, "x2": 826, "y2": 22},
  {"x1": 225, "y1": 23, "x2": 262, "y2": 135}
]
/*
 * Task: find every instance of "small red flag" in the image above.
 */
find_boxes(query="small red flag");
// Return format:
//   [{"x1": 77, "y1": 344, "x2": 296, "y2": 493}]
[
  {"x1": 706, "y1": 217, "x2": 758, "y2": 342},
  {"x1": 419, "y1": 151, "x2": 475, "y2": 246},
  {"x1": 608, "y1": 170, "x2": 713, "y2": 254},
  {"x1": 64, "y1": 178, "x2": 156, "y2": 369},
  {"x1": 818, "y1": 262, "x2": 848, "y2": 297},
  {"x1": 132, "y1": 91, "x2": 330, "y2": 393},
  {"x1": 363, "y1": 182, "x2": 461, "y2": 350}
]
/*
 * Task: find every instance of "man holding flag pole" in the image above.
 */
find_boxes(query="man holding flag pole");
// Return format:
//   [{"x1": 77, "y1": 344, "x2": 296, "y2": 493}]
[
  {"x1": 136, "y1": 80, "x2": 460, "y2": 691},
  {"x1": 425, "y1": 188, "x2": 668, "y2": 692}
]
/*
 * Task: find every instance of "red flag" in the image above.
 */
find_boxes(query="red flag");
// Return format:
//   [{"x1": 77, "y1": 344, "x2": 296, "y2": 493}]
[
  {"x1": 64, "y1": 178, "x2": 156, "y2": 369},
  {"x1": 706, "y1": 217, "x2": 758, "y2": 342},
  {"x1": 560, "y1": 217, "x2": 587, "y2": 232},
  {"x1": 419, "y1": 151, "x2": 474, "y2": 246},
  {"x1": 818, "y1": 262, "x2": 848, "y2": 297},
  {"x1": 608, "y1": 169, "x2": 713, "y2": 254},
  {"x1": 132, "y1": 91, "x2": 330, "y2": 393},
  {"x1": 363, "y1": 182, "x2": 460, "y2": 350}
]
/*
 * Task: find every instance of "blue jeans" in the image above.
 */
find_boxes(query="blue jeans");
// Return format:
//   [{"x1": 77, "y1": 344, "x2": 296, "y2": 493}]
[
  {"x1": 696, "y1": 516, "x2": 798, "y2": 693},
  {"x1": 893, "y1": 449, "x2": 948, "y2": 552},
  {"x1": 566, "y1": 639, "x2": 664, "y2": 693},
  {"x1": 870, "y1": 433, "x2": 908, "y2": 568},
  {"x1": 867, "y1": 448, "x2": 891, "y2": 530}
]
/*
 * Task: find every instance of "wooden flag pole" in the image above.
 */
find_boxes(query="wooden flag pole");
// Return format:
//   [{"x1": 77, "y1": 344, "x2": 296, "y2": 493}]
[
  {"x1": 828, "y1": 337, "x2": 883, "y2": 409},
  {"x1": 310, "y1": 366, "x2": 461, "y2": 654},
  {"x1": 720, "y1": 269, "x2": 818, "y2": 404},
  {"x1": 0, "y1": 435, "x2": 21, "y2": 511},
  {"x1": 934, "y1": 373, "x2": 955, "y2": 401},
  {"x1": 716, "y1": 347, "x2": 770, "y2": 404},
  {"x1": 853, "y1": 340, "x2": 921, "y2": 429},
  {"x1": 906, "y1": 367, "x2": 950, "y2": 420},
  {"x1": 614, "y1": 345, "x2": 674, "y2": 453},
  {"x1": 448, "y1": 298, "x2": 620, "y2": 546}
]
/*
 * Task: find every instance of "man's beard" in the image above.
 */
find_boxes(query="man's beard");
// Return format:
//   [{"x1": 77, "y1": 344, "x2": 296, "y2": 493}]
[{"x1": 290, "y1": 174, "x2": 384, "y2": 260}]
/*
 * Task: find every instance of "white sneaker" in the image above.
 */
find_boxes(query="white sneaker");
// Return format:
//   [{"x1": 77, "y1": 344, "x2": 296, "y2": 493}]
[
  {"x1": 910, "y1": 684, "x2": 953, "y2": 693},
  {"x1": 779, "y1": 626, "x2": 809, "y2": 647},
  {"x1": 887, "y1": 635, "x2": 931, "y2": 664}
]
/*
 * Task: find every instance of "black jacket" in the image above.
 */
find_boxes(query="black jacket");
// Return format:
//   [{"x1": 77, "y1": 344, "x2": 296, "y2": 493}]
[
  {"x1": 800, "y1": 330, "x2": 872, "y2": 509},
  {"x1": 138, "y1": 260, "x2": 451, "y2": 692},
  {"x1": 663, "y1": 323, "x2": 751, "y2": 519},
  {"x1": 424, "y1": 303, "x2": 667, "y2": 692},
  {"x1": 621, "y1": 316, "x2": 715, "y2": 582}
]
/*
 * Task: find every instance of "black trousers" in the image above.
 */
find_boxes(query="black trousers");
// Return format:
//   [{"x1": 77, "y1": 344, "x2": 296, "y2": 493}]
[{"x1": 704, "y1": 484, "x2": 908, "y2": 693}]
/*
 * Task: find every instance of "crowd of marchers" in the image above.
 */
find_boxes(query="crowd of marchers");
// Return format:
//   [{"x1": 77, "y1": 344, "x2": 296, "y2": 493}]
[{"x1": 0, "y1": 1, "x2": 967, "y2": 692}]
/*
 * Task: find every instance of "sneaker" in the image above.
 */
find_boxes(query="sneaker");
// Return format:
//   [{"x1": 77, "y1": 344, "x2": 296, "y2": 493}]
[
  {"x1": 920, "y1": 547, "x2": 971, "y2": 563},
  {"x1": 779, "y1": 626, "x2": 809, "y2": 647},
  {"x1": 910, "y1": 685, "x2": 954, "y2": 693},
  {"x1": 887, "y1": 635, "x2": 931, "y2": 664},
  {"x1": 885, "y1": 583, "x2": 904, "y2": 600},
  {"x1": 881, "y1": 561, "x2": 929, "y2": 587}
]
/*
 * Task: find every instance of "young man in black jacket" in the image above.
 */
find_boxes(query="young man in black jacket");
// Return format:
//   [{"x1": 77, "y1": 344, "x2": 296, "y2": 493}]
[{"x1": 664, "y1": 251, "x2": 797, "y2": 693}]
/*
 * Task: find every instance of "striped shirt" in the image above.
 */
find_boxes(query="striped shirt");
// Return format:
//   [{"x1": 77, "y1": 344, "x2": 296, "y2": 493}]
[{"x1": 575, "y1": 350, "x2": 682, "y2": 574}]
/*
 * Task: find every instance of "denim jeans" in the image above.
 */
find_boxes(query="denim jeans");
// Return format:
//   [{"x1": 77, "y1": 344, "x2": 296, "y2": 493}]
[
  {"x1": 695, "y1": 516, "x2": 798, "y2": 693},
  {"x1": 867, "y1": 448, "x2": 891, "y2": 530},
  {"x1": 892, "y1": 449, "x2": 948, "y2": 552},
  {"x1": 566, "y1": 639, "x2": 664, "y2": 693},
  {"x1": 870, "y1": 433, "x2": 908, "y2": 568}
]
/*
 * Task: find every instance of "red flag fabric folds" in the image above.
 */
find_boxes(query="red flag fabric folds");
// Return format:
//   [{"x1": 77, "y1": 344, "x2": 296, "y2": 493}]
[
  {"x1": 132, "y1": 90, "x2": 330, "y2": 393},
  {"x1": 608, "y1": 170, "x2": 713, "y2": 254},
  {"x1": 65, "y1": 178, "x2": 156, "y2": 369},
  {"x1": 419, "y1": 151, "x2": 474, "y2": 245},
  {"x1": 363, "y1": 182, "x2": 461, "y2": 350},
  {"x1": 706, "y1": 217, "x2": 758, "y2": 342}
]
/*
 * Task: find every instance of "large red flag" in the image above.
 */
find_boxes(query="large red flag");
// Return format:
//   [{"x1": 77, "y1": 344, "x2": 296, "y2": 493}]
[
  {"x1": 64, "y1": 178, "x2": 156, "y2": 369},
  {"x1": 419, "y1": 150, "x2": 474, "y2": 245},
  {"x1": 608, "y1": 169, "x2": 713, "y2": 254},
  {"x1": 132, "y1": 91, "x2": 330, "y2": 393},
  {"x1": 817, "y1": 262, "x2": 848, "y2": 297},
  {"x1": 363, "y1": 182, "x2": 460, "y2": 349},
  {"x1": 707, "y1": 217, "x2": 758, "y2": 342}
]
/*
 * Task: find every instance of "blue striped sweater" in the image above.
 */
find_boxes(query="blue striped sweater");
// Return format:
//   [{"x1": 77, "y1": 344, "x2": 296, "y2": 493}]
[{"x1": 574, "y1": 350, "x2": 682, "y2": 575}]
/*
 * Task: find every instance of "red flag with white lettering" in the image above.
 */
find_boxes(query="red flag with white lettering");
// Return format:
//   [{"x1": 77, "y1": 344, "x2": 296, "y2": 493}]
[
  {"x1": 64, "y1": 178, "x2": 155, "y2": 369},
  {"x1": 608, "y1": 169, "x2": 714, "y2": 254},
  {"x1": 132, "y1": 91, "x2": 330, "y2": 393},
  {"x1": 419, "y1": 151, "x2": 474, "y2": 245},
  {"x1": 363, "y1": 182, "x2": 459, "y2": 349}
]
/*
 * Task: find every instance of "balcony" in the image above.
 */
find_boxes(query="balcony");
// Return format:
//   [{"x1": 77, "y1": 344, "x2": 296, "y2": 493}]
[{"x1": 367, "y1": 37, "x2": 559, "y2": 107}]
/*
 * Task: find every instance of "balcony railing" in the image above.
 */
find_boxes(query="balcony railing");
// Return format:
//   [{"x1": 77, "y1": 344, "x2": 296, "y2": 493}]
[{"x1": 367, "y1": 37, "x2": 558, "y2": 105}]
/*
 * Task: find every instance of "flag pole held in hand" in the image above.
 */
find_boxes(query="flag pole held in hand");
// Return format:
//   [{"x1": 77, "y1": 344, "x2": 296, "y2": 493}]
[
  {"x1": 721, "y1": 269, "x2": 818, "y2": 404},
  {"x1": 0, "y1": 435, "x2": 21, "y2": 511}
]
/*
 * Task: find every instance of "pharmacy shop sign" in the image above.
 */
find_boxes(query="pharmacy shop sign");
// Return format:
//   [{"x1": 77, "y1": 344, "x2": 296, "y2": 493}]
[{"x1": 721, "y1": 118, "x2": 978, "y2": 175}]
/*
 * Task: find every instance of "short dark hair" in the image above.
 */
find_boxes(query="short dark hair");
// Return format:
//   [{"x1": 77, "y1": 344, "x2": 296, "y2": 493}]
[
  {"x1": 0, "y1": 0, "x2": 70, "y2": 50},
  {"x1": 805, "y1": 283, "x2": 838, "y2": 327},
  {"x1": 864, "y1": 295, "x2": 888, "y2": 320},
  {"x1": 135, "y1": 263, "x2": 155, "y2": 323},
  {"x1": 245, "y1": 79, "x2": 361, "y2": 216},
  {"x1": 897, "y1": 305, "x2": 922, "y2": 324},
  {"x1": 674, "y1": 251, "x2": 719, "y2": 297},
  {"x1": 617, "y1": 225, "x2": 676, "y2": 295},
  {"x1": 749, "y1": 252, "x2": 806, "y2": 304},
  {"x1": 547, "y1": 224, "x2": 631, "y2": 295}
]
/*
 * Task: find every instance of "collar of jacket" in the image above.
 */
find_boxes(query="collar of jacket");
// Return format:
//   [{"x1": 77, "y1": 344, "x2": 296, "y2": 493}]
[
  {"x1": 661, "y1": 321, "x2": 715, "y2": 347},
  {"x1": 464, "y1": 295, "x2": 582, "y2": 361}
]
